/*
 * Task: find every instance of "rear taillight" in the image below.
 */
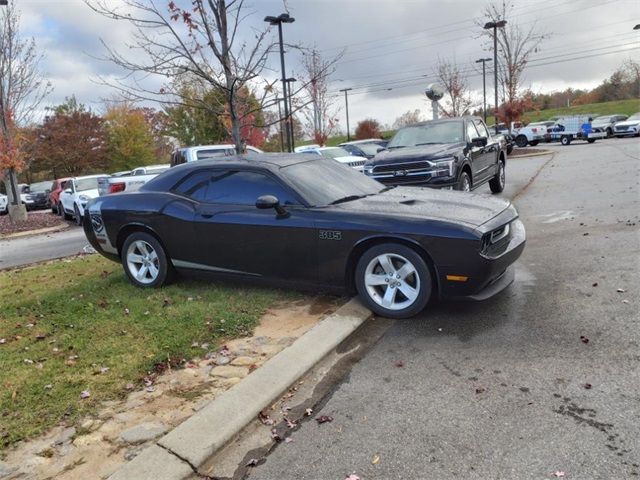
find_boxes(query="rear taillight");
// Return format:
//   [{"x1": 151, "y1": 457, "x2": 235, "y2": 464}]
[{"x1": 109, "y1": 183, "x2": 126, "y2": 193}]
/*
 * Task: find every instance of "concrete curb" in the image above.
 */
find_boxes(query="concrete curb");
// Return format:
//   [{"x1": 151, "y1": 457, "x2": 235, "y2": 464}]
[
  {"x1": 0, "y1": 222, "x2": 69, "y2": 240},
  {"x1": 108, "y1": 297, "x2": 372, "y2": 480},
  {"x1": 509, "y1": 149, "x2": 553, "y2": 159}
]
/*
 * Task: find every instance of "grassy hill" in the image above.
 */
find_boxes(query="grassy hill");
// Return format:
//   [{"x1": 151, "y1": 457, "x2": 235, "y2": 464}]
[{"x1": 300, "y1": 98, "x2": 640, "y2": 147}]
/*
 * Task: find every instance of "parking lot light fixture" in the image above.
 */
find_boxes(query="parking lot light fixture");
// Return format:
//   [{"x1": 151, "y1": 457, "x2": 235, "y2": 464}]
[
  {"x1": 475, "y1": 58, "x2": 492, "y2": 122},
  {"x1": 264, "y1": 13, "x2": 295, "y2": 152},
  {"x1": 484, "y1": 20, "x2": 507, "y2": 134},
  {"x1": 285, "y1": 77, "x2": 297, "y2": 149},
  {"x1": 340, "y1": 88, "x2": 353, "y2": 141}
]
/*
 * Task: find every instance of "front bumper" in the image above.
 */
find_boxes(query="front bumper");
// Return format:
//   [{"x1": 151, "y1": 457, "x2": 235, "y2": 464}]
[{"x1": 614, "y1": 126, "x2": 639, "y2": 136}]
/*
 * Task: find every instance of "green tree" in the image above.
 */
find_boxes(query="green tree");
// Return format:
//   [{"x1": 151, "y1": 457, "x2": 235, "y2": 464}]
[{"x1": 104, "y1": 103, "x2": 156, "y2": 171}]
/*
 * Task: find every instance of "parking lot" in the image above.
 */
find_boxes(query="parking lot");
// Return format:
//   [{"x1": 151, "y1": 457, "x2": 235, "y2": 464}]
[{"x1": 235, "y1": 137, "x2": 640, "y2": 479}]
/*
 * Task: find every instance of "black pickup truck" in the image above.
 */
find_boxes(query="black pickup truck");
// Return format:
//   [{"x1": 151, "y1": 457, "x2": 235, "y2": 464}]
[{"x1": 363, "y1": 116, "x2": 506, "y2": 193}]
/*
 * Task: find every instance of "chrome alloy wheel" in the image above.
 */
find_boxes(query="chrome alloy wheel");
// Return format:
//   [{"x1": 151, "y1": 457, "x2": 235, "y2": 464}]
[
  {"x1": 364, "y1": 253, "x2": 421, "y2": 311},
  {"x1": 126, "y1": 240, "x2": 160, "y2": 285}
]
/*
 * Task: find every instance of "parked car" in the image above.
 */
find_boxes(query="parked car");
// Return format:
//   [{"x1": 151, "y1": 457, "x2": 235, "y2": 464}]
[
  {"x1": 23, "y1": 181, "x2": 52, "y2": 210},
  {"x1": 363, "y1": 116, "x2": 506, "y2": 193},
  {"x1": 49, "y1": 177, "x2": 72, "y2": 214},
  {"x1": 339, "y1": 139, "x2": 388, "y2": 159},
  {"x1": 592, "y1": 114, "x2": 628, "y2": 137},
  {"x1": 17, "y1": 184, "x2": 34, "y2": 210},
  {"x1": 296, "y1": 146, "x2": 368, "y2": 171},
  {"x1": 0, "y1": 193, "x2": 7, "y2": 215},
  {"x1": 59, "y1": 175, "x2": 108, "y2": 225},
  {"x1": 83, "y1": 155, "x2": 525, "y2": 319},
  {"x1": 612, "y1": 112, "x2": 640, "y2": 137},
  {"x1": 513, "y1": 122, "x2": 549, "y2": 147},
  {"x1": 170, "y1": 145, "x2": 263, "y2": 167},
  {"x1": 487, "y1": 123, "x2": 509, "y2": 135},
  {"x1": 98, "y1": 164, "x2": 171, "y2": 196},
  {"x1": 111, "y1": 170, "x2": 132, "y2": 177}
]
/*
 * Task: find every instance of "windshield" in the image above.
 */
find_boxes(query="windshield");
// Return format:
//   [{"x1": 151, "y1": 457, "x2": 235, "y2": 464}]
[
  {"x1": 354, "y1": 143, "x2": 383, "y2": 156},
  {"x1": 593, "y1": 116, "x2": 612, "y2": 123},
  {"x1": 76, "y1": 177, "x2": 103, "y2": 192},
  {"x1": 29, "y1": 181, "x2": 50, "y2": 193},
  {"x1": 319, "y1": 147, "x2": 351, "y2": 159},
  {"x1": 388, "y1": 121, "x2": 464, "y2": 148},
  {"x1": 281, "y1": 158, "x2": 384, "y2": 206}
]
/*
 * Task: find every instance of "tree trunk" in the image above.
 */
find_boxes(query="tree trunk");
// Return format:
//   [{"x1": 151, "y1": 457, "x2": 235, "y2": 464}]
[{"x1": 4, "y1": 170, "x2": 27, "y2": 222}]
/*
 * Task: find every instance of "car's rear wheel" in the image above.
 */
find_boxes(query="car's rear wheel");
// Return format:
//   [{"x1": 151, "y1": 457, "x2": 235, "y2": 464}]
[
  {"x1": 561, "y1": 135, "x2": 571, "y2": 146},
  {"x1": 489, "y1": 160, "x2": 505, "y2": 194},
  {"x1": 529, "y1": 140, "x2": 539, "y2": 146},
  {"x1": 456, "y1": 171, "x2": 471, "y2": 192},
  {"x1": 587, "y1": 138, "x2": 596, "y2": 144},
  {"x1": 121, "y1": 232, "x2": 172, "y2": 288},
  {"x1": 355, "y1": 243, "x2": 431, "y2": 319},
  {"x1": 515, "y1": 135, "x2": 528, "y2": 147}
]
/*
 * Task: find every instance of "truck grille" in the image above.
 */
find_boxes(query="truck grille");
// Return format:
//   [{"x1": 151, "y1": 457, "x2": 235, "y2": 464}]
[
  {"x1": 347, "y1": 160, "x2": 366, "y2": 168},
  {"x1": 373, "y1": 161, "x2": 430, "y2": 174}
]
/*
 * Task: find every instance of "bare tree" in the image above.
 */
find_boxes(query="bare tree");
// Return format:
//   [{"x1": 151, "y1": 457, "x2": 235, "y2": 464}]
[
  {"x1": 478, "y1": 1, "x2": 547, "y2": 105},
  {"x1": 392, "y1": 109, "x2": 423, "y2": 130},
  {"x1": 86, "y1": 0, "x2": 281, "y2": 153},
  {"x1": 0, "y1": 3, "x2": 51, "y2": 221},
  {"x1": 433, "y1": 58, "x2": 473, "y2": 117},
  {"x1": 299, "y1": 49, "x2": 342, "y2": 145}
]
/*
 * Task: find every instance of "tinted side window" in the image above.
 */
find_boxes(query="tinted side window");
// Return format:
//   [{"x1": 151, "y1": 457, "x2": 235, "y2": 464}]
[
  {"x1": 205, "y1": 171, "x2": 298, "y2": 206},
  {"x1": 466, "y1": 121, "x2": 480, "y2": 141},
  {"x1": 173, "y1": 171, "x2": 210, "y2": 201},
  {"x1": 474, "y1": 120, "x2": 490, "y2": 138}
]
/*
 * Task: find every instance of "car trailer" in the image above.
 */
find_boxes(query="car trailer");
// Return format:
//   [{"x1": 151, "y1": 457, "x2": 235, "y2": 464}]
[{"x1": 550, "y1": 115, "x2": 606, "y2": 145}]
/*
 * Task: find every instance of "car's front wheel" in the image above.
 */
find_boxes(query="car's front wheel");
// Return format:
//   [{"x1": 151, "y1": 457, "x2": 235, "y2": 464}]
[
  {"x1": 355, "y1": 243, "x2": 432, "y2": 319},
  {"x1": 456, "y1": 171, "x2": 471, "y2": 192},
  {"x1": 73, "y1": 204, "x2": 83, "y2": 226},
  {"x1": 489, "y1": 160, "x2": 505, "y2": 193},
  {"x1": 121, "y1": 232, "x2": 173, "y2": 288},
  {"x1": 515, "y1": 135, "x2": 528, "y2": 147}
]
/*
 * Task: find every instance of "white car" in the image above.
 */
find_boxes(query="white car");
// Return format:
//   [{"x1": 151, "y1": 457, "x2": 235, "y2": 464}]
[
  {"x1": 98, "y1": 164, "x2": 170, "y2": 196},
  {"x1": 59, "y1": 174, "x2": 108, "y2": 225},
  {"x1": 296, "y1": 146, "x2": 368, "y2": 171},
  {"x1": 613, "y1": 112, "x2": 640, "y2": 137},
  {"x1": 171, "y1": 144, "x2": 264, "y2": 166},
  {"x1": 0, "y1": 193, "x2": 7, "y2": 215},
  {"x1": 513, "y1": 122, "x2": 549, "y2": 147}
]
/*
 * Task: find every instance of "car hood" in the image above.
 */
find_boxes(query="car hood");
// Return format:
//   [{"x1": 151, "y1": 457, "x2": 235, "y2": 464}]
[
  {"x1": 367, "y1": 143, "x2": 462, "y2": 166},
  {"x1": 331, "y1": 187, "x2": 512, "y2": 229},
  {"x1": 333, "y1": 155, "x2": 367, "y2": 163},
  {"x1": 614, "y1": 120, "x2": 640, "y2": 127}
]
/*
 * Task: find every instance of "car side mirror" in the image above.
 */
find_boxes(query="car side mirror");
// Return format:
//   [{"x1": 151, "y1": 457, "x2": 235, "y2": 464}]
[
  {"x1": 471, "y1": 137, "x2": 488, "y2": 148},
  {"x1": 376, "y1": 146, "x2": 385, "y2": 153},
  {"x1": 256, "y1": 195, "x2": 288, "y2": 217}
]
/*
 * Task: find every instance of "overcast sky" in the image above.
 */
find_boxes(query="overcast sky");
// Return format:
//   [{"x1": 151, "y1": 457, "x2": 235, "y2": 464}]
[{"x1": 13, "y1": 0, "x2": 640, "y2": 132}]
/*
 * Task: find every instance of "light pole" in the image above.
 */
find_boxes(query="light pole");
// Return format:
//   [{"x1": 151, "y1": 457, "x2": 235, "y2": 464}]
[
  {"x1": 475, "y1": 58, "x2": 492, "y2": 123},
  {"x1": 275, "y1": 96, "x2": 284, "y2": 152},
  {"x1": 285, "y1": 77, "x2": 296, "y2": 149},
  {"x1": 264, "y1": 13, "x2": 295, "y2": 152},
  {"x1": 340, "y1": 88, "x2": 353, "y2": 141},
  {"x1": 484, "y1": 19, "x2": 506, "y2": 134}
]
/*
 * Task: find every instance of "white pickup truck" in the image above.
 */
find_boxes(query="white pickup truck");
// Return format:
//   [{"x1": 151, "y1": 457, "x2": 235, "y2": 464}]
[{"x1": 98, "y1": 164, "x2": 170, "y2": 196}]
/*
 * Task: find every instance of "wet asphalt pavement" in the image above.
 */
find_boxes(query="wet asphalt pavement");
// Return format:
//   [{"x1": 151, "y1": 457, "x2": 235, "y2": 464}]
[{"x1": 245, "y1": 138, "x2": 640, "y2": 480}]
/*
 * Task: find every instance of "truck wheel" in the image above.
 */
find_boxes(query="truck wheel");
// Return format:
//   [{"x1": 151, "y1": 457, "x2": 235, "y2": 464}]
[
  {"x1": 515, "y1": 135, "x2": 528, "y2": 148},
  {"x1": 529, "y1": 140, "x2": 539, "y2": 147},
  {"x1": 455, "y1": 171, "x2": 471, "y2": 192},
  {"x1": 587, "y1": 139, "x2": 596, "y2": 144},
  {"x1": 489, "y1": 160, "x2": 505, "y2": 194},
  {"x1": 355, "y1": 243, "x2": 432, "y2": 319},
  {"x1": 561, "y1": 136, "x2": 571, "y2": 146}
]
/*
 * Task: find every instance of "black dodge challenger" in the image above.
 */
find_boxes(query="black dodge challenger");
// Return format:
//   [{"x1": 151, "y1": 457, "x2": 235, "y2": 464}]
[{"x1": 83, "y1": 155, "x2": 525, "y2": 319}]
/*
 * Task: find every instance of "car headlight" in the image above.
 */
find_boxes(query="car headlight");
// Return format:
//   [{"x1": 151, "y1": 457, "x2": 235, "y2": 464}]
[{"x1": 432, "y1": 159, "x2": 455, "y2": 177}]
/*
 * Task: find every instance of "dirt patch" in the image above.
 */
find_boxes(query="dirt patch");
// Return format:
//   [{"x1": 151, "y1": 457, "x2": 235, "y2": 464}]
[
  {"x1": 0, "y1": 211, "x2": 65, "y2": 237},
  {"x1": 510, "y1": 147, "x2": 552, "y2": 157},
  {"x1": 0, "y1": 295, "x2": 343, "y2": 480}
]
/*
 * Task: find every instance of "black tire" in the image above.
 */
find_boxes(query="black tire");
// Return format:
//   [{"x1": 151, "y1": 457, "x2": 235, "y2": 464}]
[
  {"x1": 529, "y1": 140, "x2": 539, "y2": 147},
  {"x1": 606, "y1": 127, "x2": 612, "y2": 138},
  {"x1": 561, "y1": 136, "x2": 571, "y2": 146},
  {"x1": 455, "y1": 171, "x2": 472, "y2": 192},
  {"x1": 515, "y1": 135, "x2": 528, "y2": 148},
  {"x1": 121, "y1": 231, "x2": 173, "y2": 288},
  {"x1": 61, "y1": 204, "x2": 71, "y2": 220},
  {"x1": 587, "y1": 138, "x2": 596, "y2": 144},
  {"x1": 355, "y1": 243, "x2": 432, "y2": 319},
  {"x1": 489, "y1": 160, "x2": 505, "y2": 194},
  {"x1": 51, "y1": 203, "x2": 58, "y2": 214},
  {"x1": 73, "y1": 204, "x2": 83, "y2": 226}
]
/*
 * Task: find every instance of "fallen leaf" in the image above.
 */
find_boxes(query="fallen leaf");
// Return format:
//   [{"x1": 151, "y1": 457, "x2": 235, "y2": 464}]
[
  {"x1": 44, "y1": 384, "x2": 53, "y2": 390},
  {"x1": 622, "y1": 300, "x2": 629, "y2": 304},
  {"x1": 316, "y1": 415, "x2": 333, "y2": 424},
  {"x1": 258, "y1": 411, "x2": 275, "y2": 426},
  {"x1": 284, "y1": 437, "x2": 293, "y2": 443},
  {"x1": 553, "y1": 472, "x2": 566, "y2": 478},
  {"x1": 271, "y1": 428, "x2": 282, "y2": 442},
  {"x1": 345, "y1": 475, "x2": 361, "y2": 480},
  {"x1": 124, "y1": 308, "x2": 130, "y2": 315},
  {"x1": 583, "y1": 383, "x2": 592, "y2": 390},
  {"x1": 305, "y1": 408, "x2": 313, "y2": 416},
  {"x1": 80, "y1": 390, "x2": 90, "y2": 399},
  {"x1": 245, "y1": 458, "x2": 259, "y2": 467},
  {"x1": 592, "y1": 282, "x2": 598, "y2": 287},
  {"x1": 23, "y1": 359, "x2": 34, "y2": 364},
  {"x1": 372, "y1": 454, "x2": 380, "y2": 464},
  {"x1": 616, "y1": 288, "x2": 625, "y2": 293},
  {"x1": 580, "y1": 336, "x2": 589, "y2": 344},
  {"x1": 0, "y1": 338, "x2": 5, "y2": 344},
  {"x1": 583, "y1": 232, "x2": 589, "y2": 236},
  {"x1": 285, "y1": 418, "x2": 297, "y2": 429},
  {"x1": 145, "y1": 386, "x2": 156, "y2": 393},
  {"x1": 395, "y1": 360, "x2": 404, "y2": 368},
  {"x1": 125, "y1": 383, "x2": 135, "y2": 390},
  {"x1": 100, "y1": 367, "x2": 110, "y2": 374},
  {"x1": 475, "y1": 387, "x2": 486, "y2": 394}
]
